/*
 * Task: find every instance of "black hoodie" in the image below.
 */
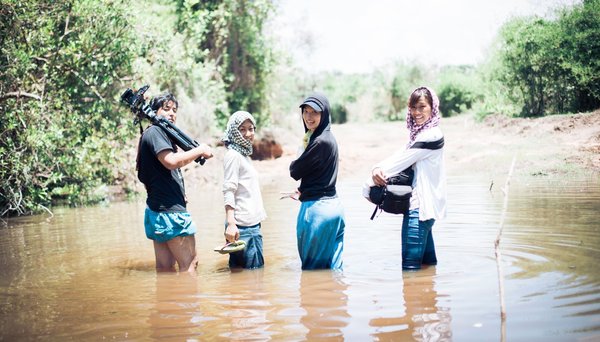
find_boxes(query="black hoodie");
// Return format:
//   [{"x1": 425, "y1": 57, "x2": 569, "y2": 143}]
[{"x1": 289, "y1": 92, "x2": 339, "y2": 202}]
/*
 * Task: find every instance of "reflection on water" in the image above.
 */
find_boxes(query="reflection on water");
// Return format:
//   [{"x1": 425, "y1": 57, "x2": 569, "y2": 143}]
[
  {"x1": 0, "y1": 175, "x2": 599, "y2": 340},
  {"x1": 149, "y1": 273, "x2": 202, "y2": 340},
  {"x1": 299, "y1": 271, "x2": 349, "y2": 339},
  {"x1": 368, "y1": 267, "x2": 451, "y2": 341},
  {"x1": 404, "y1": 272, "x2": 451, "y2": 342}
]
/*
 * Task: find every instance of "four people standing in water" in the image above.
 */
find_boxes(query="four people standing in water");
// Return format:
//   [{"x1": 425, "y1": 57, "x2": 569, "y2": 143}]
[{"x1": 139, "y1": 87, "x2": 444, "y2": 272}]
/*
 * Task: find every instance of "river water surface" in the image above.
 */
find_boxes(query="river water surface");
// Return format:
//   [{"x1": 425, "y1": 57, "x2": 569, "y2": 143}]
[{"x1": 1, "y1": 174, "x2": 599, "y2": 341}]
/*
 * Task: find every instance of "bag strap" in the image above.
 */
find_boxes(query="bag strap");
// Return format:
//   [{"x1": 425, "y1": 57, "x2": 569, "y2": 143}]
[
  {"x1": 369, "y1": 137, "x2": 444, "y2": 221},
  {"x1": 370, "y1": 205, "x2": 380, "y2": 220},
  {"x1": 410, "y1": 137, "x2": 444, "y2": 150}
]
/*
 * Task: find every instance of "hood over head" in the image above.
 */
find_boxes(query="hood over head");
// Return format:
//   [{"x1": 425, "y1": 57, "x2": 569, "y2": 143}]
[{"x1": 299, "y1": 92, "x2": 331, "y2": 140}]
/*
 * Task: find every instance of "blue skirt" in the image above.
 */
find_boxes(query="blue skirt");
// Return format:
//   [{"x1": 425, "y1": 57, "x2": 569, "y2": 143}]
[{"x1": 296, "y1": 198, "x2": 345, "y2": 270}]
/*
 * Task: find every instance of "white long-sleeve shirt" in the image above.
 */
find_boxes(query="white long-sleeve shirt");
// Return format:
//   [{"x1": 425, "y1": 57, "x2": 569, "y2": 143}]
[
  {"x1": 223, "y1": 149, "x2": 267, "y2": 226},
  {"x1": 363, "y1": 126, "x2": 446, "y2": 221}
]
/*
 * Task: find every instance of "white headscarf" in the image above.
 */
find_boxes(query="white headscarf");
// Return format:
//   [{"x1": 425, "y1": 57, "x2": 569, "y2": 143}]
[{"x1": 222, "y1": 111, "x2": 256, "y2": 156}]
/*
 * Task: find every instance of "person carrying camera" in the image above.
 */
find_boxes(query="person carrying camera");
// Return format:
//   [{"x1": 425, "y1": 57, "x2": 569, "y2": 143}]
[{"x1": 136, "y1": 92, "x2": 213, "y2": 272}]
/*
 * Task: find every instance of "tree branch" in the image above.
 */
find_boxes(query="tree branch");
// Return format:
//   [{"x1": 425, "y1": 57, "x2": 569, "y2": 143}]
[
  {"x1": 65, "y1": 67, "x2": 105, "y2": 102},
  {"x1": 0, "y1": 91, "x2": 42, "y2": 102},
  {"x1": 495, "y1": 155, "x2": 516, "y2": 342}
]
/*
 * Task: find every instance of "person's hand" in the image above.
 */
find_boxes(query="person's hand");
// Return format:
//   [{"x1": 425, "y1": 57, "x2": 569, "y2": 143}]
[
  {"x1": 198, "y1": 143, "x2": 213, "y2": 159},
  {"x1": 372, "y1": 167, "x2": 387, "y2": 186},
  {"x1": 225, "y1": 223, "x2": 239, "y2": 243},
  {"x1": 279, "y1": 189, "x2": 300, "y2": 201}
]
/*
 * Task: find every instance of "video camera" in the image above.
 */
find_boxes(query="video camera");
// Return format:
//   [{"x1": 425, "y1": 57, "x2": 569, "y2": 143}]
[
  {"x1": 120, "y1": 85, "x2": 205, "y2": 165},
  {"x1": 120, "y1": 85, "x2": 152, "y2": 124}
]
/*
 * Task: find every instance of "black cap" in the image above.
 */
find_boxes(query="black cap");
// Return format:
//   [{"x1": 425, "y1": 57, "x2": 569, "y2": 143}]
[{"x1": 300, "y1": 99, "x2": 323, "y2": 112}]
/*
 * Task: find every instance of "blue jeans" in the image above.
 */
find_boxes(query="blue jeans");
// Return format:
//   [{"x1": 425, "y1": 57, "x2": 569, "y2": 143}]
[
  {"x1": 401, "y1": 209, "x2": 436, "y2": 270},
  {"x1": 227, "y1": 223, "x2": 264, "y2": 269}
]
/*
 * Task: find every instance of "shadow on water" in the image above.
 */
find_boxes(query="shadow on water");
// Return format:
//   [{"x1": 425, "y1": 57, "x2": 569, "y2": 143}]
[{"x1": 0, "y1": 174, "x2": 599, "y2": 340}]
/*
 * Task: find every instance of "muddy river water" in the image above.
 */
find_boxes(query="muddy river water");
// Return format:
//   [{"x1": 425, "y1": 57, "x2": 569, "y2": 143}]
[{"x1": 1, "y1": 174, "x2": 599, "y2": 341}]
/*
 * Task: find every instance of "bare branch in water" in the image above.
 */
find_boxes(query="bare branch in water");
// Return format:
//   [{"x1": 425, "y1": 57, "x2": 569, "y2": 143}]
[
  {"x1": 495, "y1": 155, "x2": 516, "y2": 342},
  {"x1": 39, "y1": 205, "x2": 54, "y2": 221}
]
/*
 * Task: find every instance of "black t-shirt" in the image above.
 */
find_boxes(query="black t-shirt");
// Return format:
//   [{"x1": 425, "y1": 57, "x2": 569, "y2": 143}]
[{"x1": 137, "y1": 125, "x2": 186, "y2": 212}]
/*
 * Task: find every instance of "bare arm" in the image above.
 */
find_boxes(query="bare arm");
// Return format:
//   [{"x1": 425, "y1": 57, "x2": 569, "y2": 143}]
[
  {"x1": 224, "y1": 205, "x2": 239, "y2": 243},
  {"x1": 157, "y1": 143, "x2": 213, "y2": 170},
  {"x1": 372, "y1": 167, "x2": 387, "y2": 186}
]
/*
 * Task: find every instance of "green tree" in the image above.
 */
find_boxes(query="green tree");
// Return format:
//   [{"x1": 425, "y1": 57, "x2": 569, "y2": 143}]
[
  {"x1": 389, "y1": 65, "x2": 424, "y2": 120},
  {"x1": 487, "y1": 0, "x2": 599, "y2": 117},
  {"x1": 437, "y1": 66, "x2": 481, "y2": 117},
  {"x1": 496, "y1": 17, "x2": 555, "y2": 116},
  {"x1": 1, "y1": 0, "x2": 278, "y2": 217},
  {"x1": 176, "y1": 0, "x2": 275, "y2": 129},
  {"x1": 557, "y1": 0, "x2": 600, "y2": 111},
  {"x1": 0, "y1": 0, "x2": 138, "y2": 216}
]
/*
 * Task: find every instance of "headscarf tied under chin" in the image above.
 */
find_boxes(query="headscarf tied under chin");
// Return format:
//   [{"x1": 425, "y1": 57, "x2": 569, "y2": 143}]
[
  {"x1": 222, "y1": 111, "x2": 256, "y2": 156},
  {"x1": 406, "y1": 86, "x2": 441, "y2": 147}
]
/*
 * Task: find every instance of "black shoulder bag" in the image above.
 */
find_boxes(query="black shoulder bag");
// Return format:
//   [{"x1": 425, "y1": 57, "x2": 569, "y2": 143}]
[{"x1": 369, "y1": 137, "x2": 444, "y2": 220}]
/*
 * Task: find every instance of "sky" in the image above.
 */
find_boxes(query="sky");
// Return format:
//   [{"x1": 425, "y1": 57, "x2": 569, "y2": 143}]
[{"x1": 272, "y1": 0, "x2": 581, "y2": 73}]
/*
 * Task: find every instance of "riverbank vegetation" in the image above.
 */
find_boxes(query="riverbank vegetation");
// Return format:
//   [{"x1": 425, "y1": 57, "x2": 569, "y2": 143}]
[{"x1": 1, "y1": 0, "x2": 598, "y2": 217}]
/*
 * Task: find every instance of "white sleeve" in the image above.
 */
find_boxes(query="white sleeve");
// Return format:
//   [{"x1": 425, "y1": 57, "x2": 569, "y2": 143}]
[
  {"x1": 373, "y1": 148, "x2": 428, "y2": 178},
  {"x1": 362, "y1": 176, "x2": 374, "y2": 202},
  {"x1": 222, "y1": 151, "x2": 241, "y2": 208}
]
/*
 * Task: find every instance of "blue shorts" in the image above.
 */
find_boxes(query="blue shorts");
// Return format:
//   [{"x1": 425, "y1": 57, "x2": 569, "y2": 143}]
[{"x1": 144, "y1": 207, "x2": 197, "y2": 243}]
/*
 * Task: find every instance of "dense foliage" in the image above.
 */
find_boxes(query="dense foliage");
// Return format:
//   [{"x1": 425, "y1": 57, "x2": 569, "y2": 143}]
[
  {"x1": 0, "y1": 0, "x2": 138, "y2": 216},
  {"x1": 0, "y1": 0, "x2": 275, "y2": 217},
  {"x1": 175, "y1": 0, "x2": 274, "y2": 129},
  {"x1": 437, "y1": 66, "x2": 481, "y2": 117},
  {"x1": 487, "y1": 0, "x2": 600, "y2": 117}
]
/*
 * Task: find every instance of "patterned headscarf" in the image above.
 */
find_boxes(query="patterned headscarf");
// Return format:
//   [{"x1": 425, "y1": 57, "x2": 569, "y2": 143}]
[
  {"x1": 222, "y1": 111, "x2": 256, "y2": 156},
  {"x1": 406, "y1": 86, "x2": 441, "y2": 147}
]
